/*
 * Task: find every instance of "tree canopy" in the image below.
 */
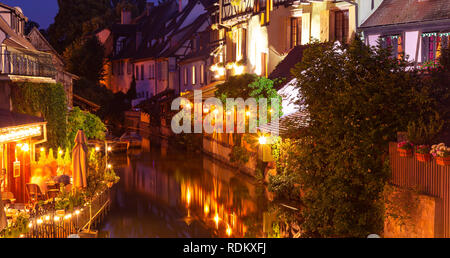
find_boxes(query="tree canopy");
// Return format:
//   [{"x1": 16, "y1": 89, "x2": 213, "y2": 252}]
[{"x1": 277, "y1": 38, "x2": 439, "y2": 237}]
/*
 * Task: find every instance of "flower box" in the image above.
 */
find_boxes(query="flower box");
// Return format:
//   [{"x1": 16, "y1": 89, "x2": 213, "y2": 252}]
[
  {"x1": 436, "y1": 156, "x2": 450, "y2": 166},
  {"x1": 398, "y1": 148, "x2": 412, "y2": 157},
  {"x1": 415, "y1": 153, "x2": 431, "y2": 162}
]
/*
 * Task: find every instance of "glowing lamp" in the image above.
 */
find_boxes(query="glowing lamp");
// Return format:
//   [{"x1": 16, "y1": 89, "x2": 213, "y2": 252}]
[
  {"x1": 226, "y1": 225, "x2": 232, "y2": 236},
  {"x1": 107, "y1": 146, "x2": 112, "y2": 152},
  {"x1": 95, "y1": 146, "x2": 100, "y2": 152},
  {"x1": 246, "y1": 111, "x2": 251, "y2": 117},
  {"x1": 259, "y1": 136, "x2": 267, "y2": 145},
  {"x1": 54, "y1": 216, "x2": 60, "y2": 222},
  {"x1": 107, "y1": 164, "x2": 112, "y2": 169},
  {"x1": 40, "y1": 147, "x2": 45, "y2": 152}
]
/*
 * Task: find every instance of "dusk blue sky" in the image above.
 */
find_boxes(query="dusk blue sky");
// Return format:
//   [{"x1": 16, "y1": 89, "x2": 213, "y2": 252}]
[{"x1": 1, "y1": 0, "x2": 58, "y2": 30}]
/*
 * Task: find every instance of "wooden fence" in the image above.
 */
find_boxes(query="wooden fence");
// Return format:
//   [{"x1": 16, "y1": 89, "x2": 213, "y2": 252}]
[
  {"x1": 389, "y1": 142, "x2": 450, "y2": 237},
  {"x1": 24, "y1": 189, "x2": 111, "y2": 238}
]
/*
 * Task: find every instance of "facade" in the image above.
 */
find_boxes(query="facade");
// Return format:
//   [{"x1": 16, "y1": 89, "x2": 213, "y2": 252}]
[
  {"x1": 0, "y1": 3, "x2": 51, "y2": 204},
  {"x1": 360, "y1": 0, "x2": 450, "y2": 64},
  {"x1": 208, "y1": 0, "x2": 361, "y2": 81},
  {"x1": 27, "y1": 27, "x2": 78, "y2": 108}
]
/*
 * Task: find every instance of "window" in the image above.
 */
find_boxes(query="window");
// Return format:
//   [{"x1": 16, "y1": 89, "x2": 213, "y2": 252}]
[
  {"x1": 192, "y1": 66, "x2": 196, "y2": 85},
  {"x1": 127, "y1": 62, "x2": 132, "y2": 74},
  {"x1": 200, "y1": 64, "x2": 205, "y2": 84},
  {"x1": 290, "y1": 17, "x2": 302, "y2": 48},
  {"x1": 381, "y1": 34, "x2": 403, "y2": 59},
  {"x1": 335, "y1": 10, "x2": 349, "y2": 43},
  {"x1": 149, "y1": 64, "x2": 154, "y2": 79},
  {"x1": 184, "y1": 67, "x2": 188, "y2": 85},
  {"x1": 421, "y1": 32, "x2": 450, "y2": 63},
  {"x1": 136, "y1": 66, "x2": 139, "y2": 80},
  {"x1": 141, "y1": 65, "x2": 144, "y2": 80},
  {"x1": 371, "y1": 0, "x2": 374, "y2": 10}
]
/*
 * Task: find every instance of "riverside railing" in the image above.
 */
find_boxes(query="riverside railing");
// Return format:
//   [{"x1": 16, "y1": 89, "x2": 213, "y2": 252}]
[
  {"x1": 389, "y1": 142, "x2": 450, "y2": 237},
  {"x1": 24, "y1": 188, "x2": 111, "y2": 238}
]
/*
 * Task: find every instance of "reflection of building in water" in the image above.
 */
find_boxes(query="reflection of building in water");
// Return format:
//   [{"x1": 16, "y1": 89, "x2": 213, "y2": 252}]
[
  {"x1": 122, "y1": 156, "x2": 180, "y2": 207},
  {"x1": 179, "y1": 156, "x2": 266, "y2": 237}
]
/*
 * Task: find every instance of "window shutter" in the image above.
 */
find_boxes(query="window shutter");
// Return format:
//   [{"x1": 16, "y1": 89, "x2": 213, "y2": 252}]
[{"x1": 422, "y1": 35, "x2": 429, "y2": 62}]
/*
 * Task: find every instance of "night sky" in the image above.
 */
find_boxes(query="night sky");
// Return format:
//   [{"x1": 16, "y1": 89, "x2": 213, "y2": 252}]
[{"x1": 1, "y1": 0, "x2": 58, "y2": 30}]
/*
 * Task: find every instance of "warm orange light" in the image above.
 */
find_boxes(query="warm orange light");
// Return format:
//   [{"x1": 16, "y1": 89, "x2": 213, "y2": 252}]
[
  {"x1": 21, "y1": 143, "x2": 29, "y2": 152},
  {"x1": 246, "y1": 111, "x2": 251, "y2": 117},
  {"x1": 214, "y1": 213, "x2": 220, "y2": 226},
  {"x1": 186, "y1": 187, "x2": 191, "y2": 206},
  {"x1": 107, "y1": 164, "x2": 112, "y2": 169},
  {"x1": 226, "y1": 225, "x2": 232, "y2": 236},
  {"x1": 259, "y1": 136, "x2": 267, "y2": 145},
  {"x1": 107, "y1": 146, "x2": 112, "y2": 152},
  {"x1": 40, "y1": 147, "x2": 45, "y2": 152},
  {"x1": 95, "y1": 146, "x2": 100, "y2": 152},
  {"x1": 58, "y1": 149, "x2": 63, "y2": 155},
  {"x1": 204, "y1": 204, "x2": 209, "y2": 215}
]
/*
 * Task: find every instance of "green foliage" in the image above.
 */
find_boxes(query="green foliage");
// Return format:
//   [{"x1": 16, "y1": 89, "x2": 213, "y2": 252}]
[
  {"x1": 0, "y1": 212, "x2": 29, "y2": 238},
  {"x1": 384, "y1": 184, "x2": 420, "y2": 227},
  {"x1": 10, "y1": 82, "x2": 67, "y2": 149},
  {"x1": 55, "y1": 188, "x2": 86, "y2": 211},
  {"x1": 288, "y1": 38, "x2": 437, "y2": 237},
  {"x1": 67, "y1": 107, "x2": 106, "y2": 148},
  {"x1": 407, "y1": 112, "x2": 444, "y2": 145},
  {"x1": 215, "y1": 73, "x2": 258, "y2": 103},
  {"x1": 229, "y1": 145, "x2": 250, "y2": 164}
]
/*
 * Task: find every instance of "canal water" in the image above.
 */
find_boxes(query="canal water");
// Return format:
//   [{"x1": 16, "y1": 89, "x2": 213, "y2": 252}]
[{"x1": 99, "y1": 140, "x2": 272, "y2": 238}]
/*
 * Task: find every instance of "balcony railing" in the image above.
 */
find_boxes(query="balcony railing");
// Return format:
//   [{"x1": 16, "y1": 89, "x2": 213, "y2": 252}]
[
  {"x1": 220, "y1": 0, "x2": 296, "y2": 22},
  {"x1": 0, "y1": 46, "x2": 56, "y2": 78}
]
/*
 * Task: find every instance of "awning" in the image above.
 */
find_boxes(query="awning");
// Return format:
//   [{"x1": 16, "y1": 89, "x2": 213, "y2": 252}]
[
  {"x1": 0, "y1": 109, "x2": 46, "y2": 143},
  {"x1": 181, "y1": 81, "x2": 225, "y2": 102}
]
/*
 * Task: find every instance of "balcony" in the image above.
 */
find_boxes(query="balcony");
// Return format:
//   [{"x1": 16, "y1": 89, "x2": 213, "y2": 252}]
[
  {"x1": 220, "y1": 0, "x2": 296, "y2": 23},
  {"x1": 0, "y1": 45, "x2": 56, "y2": 79}
]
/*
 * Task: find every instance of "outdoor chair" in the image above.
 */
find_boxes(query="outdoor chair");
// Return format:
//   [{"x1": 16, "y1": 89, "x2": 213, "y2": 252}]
[{"x1": 26, "y1": 183, "x2": 45, "y2": 203}]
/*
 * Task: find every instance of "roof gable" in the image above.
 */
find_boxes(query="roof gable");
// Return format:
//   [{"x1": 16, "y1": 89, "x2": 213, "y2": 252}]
[{"x1": 361, "y1": 0, "x2": 450, "y2": 28}]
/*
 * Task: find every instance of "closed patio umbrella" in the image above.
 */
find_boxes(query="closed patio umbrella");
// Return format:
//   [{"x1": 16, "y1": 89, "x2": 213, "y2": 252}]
[{"x1": 72, "y1": 130, "x2": 88, "y2": 189}]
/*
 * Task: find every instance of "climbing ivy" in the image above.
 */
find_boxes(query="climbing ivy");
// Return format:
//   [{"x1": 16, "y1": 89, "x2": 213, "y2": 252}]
[{"x1": 10, "y1": 82, "x2": 67, "y2": 149}]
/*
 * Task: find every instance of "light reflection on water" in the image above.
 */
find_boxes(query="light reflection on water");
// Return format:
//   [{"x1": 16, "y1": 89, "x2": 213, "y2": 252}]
[{"x1": 99, "y1": 142, "x2": 270, "y2": 238}]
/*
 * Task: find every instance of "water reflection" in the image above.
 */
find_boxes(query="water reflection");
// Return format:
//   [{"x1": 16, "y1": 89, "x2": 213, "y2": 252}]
[{"x1": 100, "y1": 141, "x2": 270, "y2": 238}]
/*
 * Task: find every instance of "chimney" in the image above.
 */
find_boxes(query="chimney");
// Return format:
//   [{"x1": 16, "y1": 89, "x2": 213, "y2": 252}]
[
  {"x1": 146, "y1": 2, "x2": 154, "y2": 16},
  {"x1": 121, "y1": 8, "x2": 132, "y2": 24}
]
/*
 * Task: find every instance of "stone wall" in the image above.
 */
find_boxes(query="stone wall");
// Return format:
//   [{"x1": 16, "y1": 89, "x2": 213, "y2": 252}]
[{"x1": 384, "y1": 186, "x2": 437, "y2": 238}]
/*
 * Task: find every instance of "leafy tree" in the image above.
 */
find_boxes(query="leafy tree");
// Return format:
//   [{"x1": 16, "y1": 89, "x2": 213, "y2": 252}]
[
  {"x1": 287, "y1": 38, "x2": 437, "y2": 237},
  {"x1": 67, "y1": 107, "x2": 106, "y2": 148}
]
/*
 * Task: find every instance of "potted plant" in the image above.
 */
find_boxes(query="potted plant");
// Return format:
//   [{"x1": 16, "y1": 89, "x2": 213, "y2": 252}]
[
  {"x1": 415, "y1": 145, "x2": 431, "y2": 162},
  {"x1": 430, "y1": 143, "x2": 450, "y2": 166},
  {"x1": 397, "y1": 141, "x2": 414, "y2": 157}
]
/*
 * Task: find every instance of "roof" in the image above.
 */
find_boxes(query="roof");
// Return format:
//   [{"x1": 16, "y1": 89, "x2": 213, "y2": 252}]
[
  {"x1": 269, "y1": 45, "x2": 309, "y2": 90},
  {"x1": 257, "y1": 111, "x2": 309, "y2": 138},
  {"x1": 0, "y1": 109, "x2": 45, "y2": 129},
  {"x1": 361, "y1": 0, "x2": 450, "y2": 28},
  {"x1": 0, "y1": 12, "x2": 35, "y2": 50},
  {"x1": 27, "y1": 27, "x2": 64, "y2": 64}
]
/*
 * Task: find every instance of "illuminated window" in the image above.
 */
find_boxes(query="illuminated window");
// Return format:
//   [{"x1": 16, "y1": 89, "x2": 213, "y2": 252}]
[
  {"x1": 192, "y1": 66, "x2": 196, "y2": 85},
  {"x1": 335, "y1": 10, "x2": 349, "y2": 43},
  {"x1": 200, "y1": 64, "x2": 205, "y2": 84},
  {"x1": 421, "y1": 32, "x2": 450, "y2": 62},
  {"x1": 381, "y1": 34, "x2": 403, "y2": 59},
  {"x1": 290, "y1": 17, "x2": 302, "y2": 48}
]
